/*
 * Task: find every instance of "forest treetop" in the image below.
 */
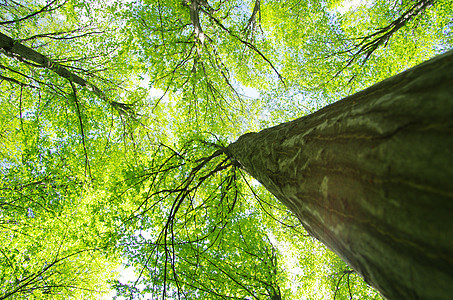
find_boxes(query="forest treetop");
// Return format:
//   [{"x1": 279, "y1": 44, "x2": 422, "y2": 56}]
[{"x1": 0, "y1": 0, "x2": 451, "y2": 299}]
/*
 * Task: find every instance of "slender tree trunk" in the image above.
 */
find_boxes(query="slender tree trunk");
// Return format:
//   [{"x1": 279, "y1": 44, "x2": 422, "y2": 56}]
[
  {"x1": 228, "y1": 50, "x2": 453, "y2": 299},
  {"x1": 0, "y1": 32, "x2": 134, "y2": 114},
  {"x1": 0, "y1": 32, "x2": 105, "y2": 100}
]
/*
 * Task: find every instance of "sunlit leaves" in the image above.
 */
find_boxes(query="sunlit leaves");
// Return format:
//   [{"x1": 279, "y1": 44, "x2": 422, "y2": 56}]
[
  {"x1": 1, "y1": 0, "x2": 451, "y2": 299},
  {"x1": 260, "y1": 0, "x2": 452, "y2": 105}
]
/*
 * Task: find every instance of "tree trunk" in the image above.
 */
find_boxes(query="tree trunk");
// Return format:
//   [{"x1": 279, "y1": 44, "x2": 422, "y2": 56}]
[
  {"x1": 0, "y1": 32, "x2": 106, "y2": 100},
  {"x1": 227, "y1": 50, "x2": 453, "y2": 299}
]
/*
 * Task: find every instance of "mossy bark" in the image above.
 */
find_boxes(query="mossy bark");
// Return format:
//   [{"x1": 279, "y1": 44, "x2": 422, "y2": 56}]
[{"x1": 228, "y1": 51, "x2": 453, "y2": 299}]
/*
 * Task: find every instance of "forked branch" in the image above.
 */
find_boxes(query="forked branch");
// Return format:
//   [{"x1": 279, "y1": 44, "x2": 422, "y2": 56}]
[{"x1": 333, "y1": 0, "x2": 435, "y2": 78}]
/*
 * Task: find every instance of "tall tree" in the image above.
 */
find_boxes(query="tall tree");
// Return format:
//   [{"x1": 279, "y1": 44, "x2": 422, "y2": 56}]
[
  {"x1": 227, "y1": 50, "x2": 453, "y2": 299},
  {"x1": 1, "y1": 0, "x2": 452, "y2": 299}
]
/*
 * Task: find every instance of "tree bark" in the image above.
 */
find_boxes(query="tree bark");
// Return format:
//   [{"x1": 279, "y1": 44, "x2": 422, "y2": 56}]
[{"x1": 228, "y1": 50, "x2": 453, "y2": 299}]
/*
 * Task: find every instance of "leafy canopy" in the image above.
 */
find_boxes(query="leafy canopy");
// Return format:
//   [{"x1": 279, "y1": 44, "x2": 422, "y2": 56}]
[{"x1": 0, "y1": 0, "x2": 451, "y2": 299}]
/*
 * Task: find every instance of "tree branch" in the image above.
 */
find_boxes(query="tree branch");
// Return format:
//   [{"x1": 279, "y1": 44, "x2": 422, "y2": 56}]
[
  {"x1": 0, "y1": 32, "x2": 135, "y2": 117},
  {"x1": 69, "y1": 82, "x2": 92, "y2": 181},
  {"x1": 0, "y1": 0, "x2": 66, "y2": 26},
  {"x1": 201, "y1": 11, "x2": 286, "y2": 87},
  {"x1": 0, "y1": 74, "x2": 37, "y2": 88},
  {"x1": 333, "y1": 0, "x2": 435, "y2": 79},
  {"x1": 0, "y1": 32, "x2": 106, "y2": 99}
]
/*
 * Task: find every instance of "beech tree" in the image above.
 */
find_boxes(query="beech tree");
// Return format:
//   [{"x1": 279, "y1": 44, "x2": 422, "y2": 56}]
[
  {"x1": 1, "y1": 0, "x2": 452, "y2": 299},
  {"x1": 227, "y1": 50, "x2": 453, "y2": 299}
]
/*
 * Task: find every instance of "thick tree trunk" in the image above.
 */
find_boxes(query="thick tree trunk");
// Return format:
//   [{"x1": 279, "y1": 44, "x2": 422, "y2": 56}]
[{"x1": 228, "y1": 50, "x2": 453, "y2": 299}]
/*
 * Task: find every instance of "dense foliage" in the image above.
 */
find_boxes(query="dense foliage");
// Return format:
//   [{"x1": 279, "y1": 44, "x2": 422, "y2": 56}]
[{"x1": 1, "y1": 0, "x2": 451, "y2": 299}]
